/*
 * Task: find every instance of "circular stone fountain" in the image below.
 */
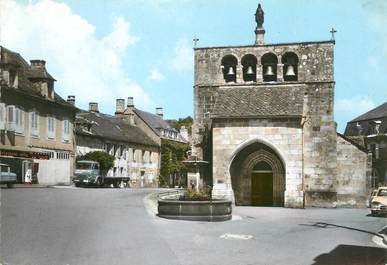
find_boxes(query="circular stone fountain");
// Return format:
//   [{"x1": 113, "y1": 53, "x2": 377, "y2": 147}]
[{"x1": 157, "y1": 192, "x2": 232, "y2": 222}]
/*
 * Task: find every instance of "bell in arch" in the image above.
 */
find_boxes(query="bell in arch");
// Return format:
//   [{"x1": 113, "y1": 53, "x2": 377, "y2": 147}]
[
  {"x1": 246, "y1": 65, "x2": 254, "y2": 75},
  {"x1": 227, "y1": 66, "x2": 235, "y2": 76},
  {"x1": 264, "y1": 65, "x2": 275, "y2": 76},
  {"x1": 285, "y1": 65, "x2": 296, "y2": 76}
]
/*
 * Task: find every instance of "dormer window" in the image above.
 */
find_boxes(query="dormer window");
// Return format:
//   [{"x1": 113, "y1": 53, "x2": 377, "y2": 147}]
[
  {"x1": 261, "y1": 53, "x2": 278, "y2": 82},
  {"x1": 282, "y1": 52, "x2": 299, "y2": 81},
  {"x1": 373, "y1": 120, "x2": 381, "y2": 135},
  {"x1": 221, "y1": 55, "x2": 237, "y2": 83},
  {"x1": 241, "y1": 54, "x2": 257, "y2": 82}
]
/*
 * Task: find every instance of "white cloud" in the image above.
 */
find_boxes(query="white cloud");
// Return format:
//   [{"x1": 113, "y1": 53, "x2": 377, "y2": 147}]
[
  {"x1": 336, "y1": 96, "x2": 376, "y2": 116},
  {"x1": 0, "y1": 0, "x2": 149, "y2": 111},
  {"x1": 169, "y1": 38, "x2": 193, "y2": 73},
  {"x1": 363, "y1": 0, "x2": 387, "y2": 66},
  {"x1": 148, "y1": 68, "x2": 166, "y2": 81}
]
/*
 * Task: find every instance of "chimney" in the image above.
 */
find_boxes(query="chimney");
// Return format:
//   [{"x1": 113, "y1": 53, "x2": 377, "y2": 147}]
[
  {"x1": 30, "y1": 60, "x2": 46, "y2": 68},
  {"x1": 156, "y1": 107, "x2": 163, "y2": 118},
  {"x1": 180, "y1": 125, "x2": 189, "y2": 142},
  {"x1": 127, "y1": 97, "x2": 134, "y2": 108},
  {"x1": 115, "y1": 98, "x2": 125, "y2": 115},
  {"x1": 67, "y1": 95, "x2": 75, "y2": 106},
  {"x1": 127, "y1": 97, "x2": 135, "y2": 125},
  {"x1": 89, "y1": 102, "x2": 99, "y2": 113}
]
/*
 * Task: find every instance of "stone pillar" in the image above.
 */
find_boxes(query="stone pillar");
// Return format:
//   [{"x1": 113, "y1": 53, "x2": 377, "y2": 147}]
[
  {"x1": 277, "y1": 55, "x2": 284, "y2": 82},
  {"x1": 256, "y1": 64, "x2": 263, "y2": 82},
  {"x1": 212, "y1": 183, "x2": 234, "y2": 202},
  {"x1": 187, "y1": 172, "x2": 200, "y2": 192},
  {"x1": 255, "y1": 28, "x2": 265, "y2": 45},
  {"x1": 236, "y1": 65, "x2": 243, "y2": 83}
]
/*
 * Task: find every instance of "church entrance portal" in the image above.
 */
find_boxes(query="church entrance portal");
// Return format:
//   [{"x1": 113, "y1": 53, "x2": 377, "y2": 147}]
[
  {"x1": 251, "y1": 162, "x2": 273, "y2": 206},
  {"x1": 230, "y1": 142, "x2": 285, "y2": 206}
]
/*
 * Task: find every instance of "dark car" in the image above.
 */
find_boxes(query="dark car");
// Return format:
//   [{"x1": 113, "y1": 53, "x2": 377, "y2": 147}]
[{"x1": 0, "y1": 163, "x2": 17, "y2": 188}]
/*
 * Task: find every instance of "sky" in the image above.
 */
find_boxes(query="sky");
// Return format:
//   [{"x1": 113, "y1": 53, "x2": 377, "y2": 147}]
[{"x1": 0, "y1": 0, "x2": 386, "y2": 133}]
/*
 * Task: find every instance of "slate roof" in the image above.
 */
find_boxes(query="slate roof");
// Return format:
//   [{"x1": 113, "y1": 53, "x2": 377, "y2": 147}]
[
  {"x1": 76, "y1": 111, "x2": 159, "y2": 147},
  {"x1": 0, "y1": 46, "x2": 73, "y2": 109},
  {"x1": 212, "y1": 85, "x2": 304, "y2": 118},
  {"x1": 350, "y1": 102, "x2": 387, "y2": 122},
  {"x1": 133, "y1": 108, "x2": 178, "y2": 133},
  {"x1": 27, "y1": 65, "x2": 56, "y2": 81},
  {"x1": 344, "y1": 102, "x2": 387, "y2": 137}
]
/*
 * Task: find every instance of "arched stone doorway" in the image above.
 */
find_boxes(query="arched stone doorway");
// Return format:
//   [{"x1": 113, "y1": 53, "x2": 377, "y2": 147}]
[{"x1": 230, "y1": 142, "x2": 285, "y2": 206}]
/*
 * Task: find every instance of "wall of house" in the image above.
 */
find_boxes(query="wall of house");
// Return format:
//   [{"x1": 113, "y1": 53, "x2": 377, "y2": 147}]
[
  {"x1": 35, "y1": 155, "x2": 73, "y2": 185},
  {"x1": 1, "y1": 92, "x2": 74, "y2": 152}
]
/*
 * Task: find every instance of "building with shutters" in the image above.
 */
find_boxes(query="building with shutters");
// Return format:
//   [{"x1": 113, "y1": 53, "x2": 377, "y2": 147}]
[
  {"x1": 344, "y1": 102, "x2": 387, "y2": 188},
  {"x1": 74, "y1": 100, "x2": 161, "y2": 188},
  {"x1": 0, "y1": 46, "x2": 76, "y2": 185}
]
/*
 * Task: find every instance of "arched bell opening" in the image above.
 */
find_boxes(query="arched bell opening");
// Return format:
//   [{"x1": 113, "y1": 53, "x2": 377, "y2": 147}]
[
  {"x1": 221, "y1": 55, "x2": 238, "y2": 83},
  {"x1": 282, "y1": 52, "x2": 299, "y2": 81},
  {"x1": 241, "y1": 54, "x2": 257, "y2": 82},
  {"x1": 261, "y1": 53, "x2": 278, "y2": 82},
  {"x1": 230, "y1": 142, "x2": 285, "y2": 206}
]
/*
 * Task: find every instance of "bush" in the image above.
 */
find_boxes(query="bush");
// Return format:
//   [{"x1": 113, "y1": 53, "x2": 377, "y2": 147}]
[{"x1": 180, "y1": 187, "x2": 212, "y2": 201}]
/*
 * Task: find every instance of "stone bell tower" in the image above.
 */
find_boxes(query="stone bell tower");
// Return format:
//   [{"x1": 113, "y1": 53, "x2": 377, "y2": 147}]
[{"x1": 192, "y1": 3, "x2": 370, "y2": 208}]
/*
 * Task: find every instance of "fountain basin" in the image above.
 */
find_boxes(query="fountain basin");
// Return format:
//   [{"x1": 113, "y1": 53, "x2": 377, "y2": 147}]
[{"x1": 158, "y1": 196, "x2": 232, "y2": 222}]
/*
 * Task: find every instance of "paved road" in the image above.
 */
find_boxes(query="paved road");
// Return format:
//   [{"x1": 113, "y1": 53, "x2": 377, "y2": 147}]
[{"x1": 1, "y1": 188, "x2": 386, "y2": 265}]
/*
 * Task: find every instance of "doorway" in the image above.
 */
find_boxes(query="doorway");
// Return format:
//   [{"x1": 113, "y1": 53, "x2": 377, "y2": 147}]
[{"x1": 251, "y1": 162, "x2": 273, "y2": 206}]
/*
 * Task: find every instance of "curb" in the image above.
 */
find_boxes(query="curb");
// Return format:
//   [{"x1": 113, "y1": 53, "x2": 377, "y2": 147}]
[
  {"x1": 3, "y1": 184, "x2": 50, "y2": 188},
  {"x1": 380, "y1": 225, "x2": 387, "y2": 246}
]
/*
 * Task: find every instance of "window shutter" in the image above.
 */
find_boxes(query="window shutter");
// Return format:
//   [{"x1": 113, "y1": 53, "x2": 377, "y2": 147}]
[
  {"x1": 31, "y1": 111, "x2": 39, "y2": 137},
  {"x1": 36, "y1": 112, "x2": 40, "y2": 137},
  {"x1": 62, "y1": 119, "x2": 70, "y2": 142},
  {"x1": 30, "y1": 112, "x2": 34, "y2": 135},
  {"x1": 0, "y1": 103, "x2": 5, "y2": 130},
  {"x1": 52, "y1": 117, "x2": 56, "y2": 139},
  {"x1": 19, "y1": 109, "x2": 24, "y2": 134},
  {"x1": 6, "y1": 106, "x2": 15, "y2": 131},
  {"x1": 46, "y1": 115, "x2": 50, "y2": 138},
  {"x1": 14, "y1": 108, "x2": 24, "y2": 134}
]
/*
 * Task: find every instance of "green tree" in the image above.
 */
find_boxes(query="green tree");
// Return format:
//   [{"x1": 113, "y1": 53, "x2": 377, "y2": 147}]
[
  {"x1": 76, "y1": 151, "x2": 115, "y2": 175},
  {"x1": 159, "y1": 139, "x2": 190, "y2": 187},
  {"x1": 167, "y1": 116, "x2": 193, "y2": 134}
]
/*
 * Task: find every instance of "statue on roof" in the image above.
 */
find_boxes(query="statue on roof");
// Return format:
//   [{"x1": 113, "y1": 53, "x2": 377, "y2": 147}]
[{"x1": 255, "y1": 4, "x2": 264, "y2": 29}]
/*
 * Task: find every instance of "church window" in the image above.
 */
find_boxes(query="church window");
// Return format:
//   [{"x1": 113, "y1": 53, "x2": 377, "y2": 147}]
[
  {"x1": 261, "y1": 53, "x2": 278, "y2": 82},
  {"x1": 241, "y1": 54, "x2": 257, "y2": 82},
  {"x1": 282, "y1": 52, "x2": 299, "y2": 81},
  {"x1": 221, "y1": 55, "x2": 237, "y2": 83}
]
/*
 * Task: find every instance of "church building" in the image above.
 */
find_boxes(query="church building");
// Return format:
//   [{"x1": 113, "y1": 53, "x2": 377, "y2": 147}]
[{"x1": 192, "y1": 4, "x2": 371, "y2": 208}]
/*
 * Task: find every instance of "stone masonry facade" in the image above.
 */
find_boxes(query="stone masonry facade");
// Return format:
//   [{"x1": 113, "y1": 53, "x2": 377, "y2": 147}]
[{"x1": 192, "y1": 5, "x2": 370, "y2": 208}]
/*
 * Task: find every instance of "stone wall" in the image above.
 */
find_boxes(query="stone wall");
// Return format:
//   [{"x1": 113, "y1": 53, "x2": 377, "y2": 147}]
[
  {"x1": 194, "y1": 41, "x2": 334, "y2": 87},
  {"x1": 335, "y1": 135, "x2": 369, "y2": 207},
  {"x1": 212, "y1": 118, "x2": 304, "y2": 207},
  {"x1": 302, "y1": 82, "x2": 337, "y2": 207}
]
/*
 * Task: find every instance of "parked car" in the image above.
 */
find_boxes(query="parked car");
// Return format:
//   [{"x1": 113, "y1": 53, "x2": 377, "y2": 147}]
[
  {"x1": 368, "y1": 189, "x2": 378, "y2": 207},
  {"x1": 0, "y1": 163, "x2": 17, "y2": 188},
  {"x1": 370, "y1": 187, "x2": 387, "y2": 215}
]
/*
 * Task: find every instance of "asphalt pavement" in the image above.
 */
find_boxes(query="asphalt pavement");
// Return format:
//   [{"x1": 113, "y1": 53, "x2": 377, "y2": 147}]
[{"x1": 1, "y1": 187, "x2": 386, "y2": 265}]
